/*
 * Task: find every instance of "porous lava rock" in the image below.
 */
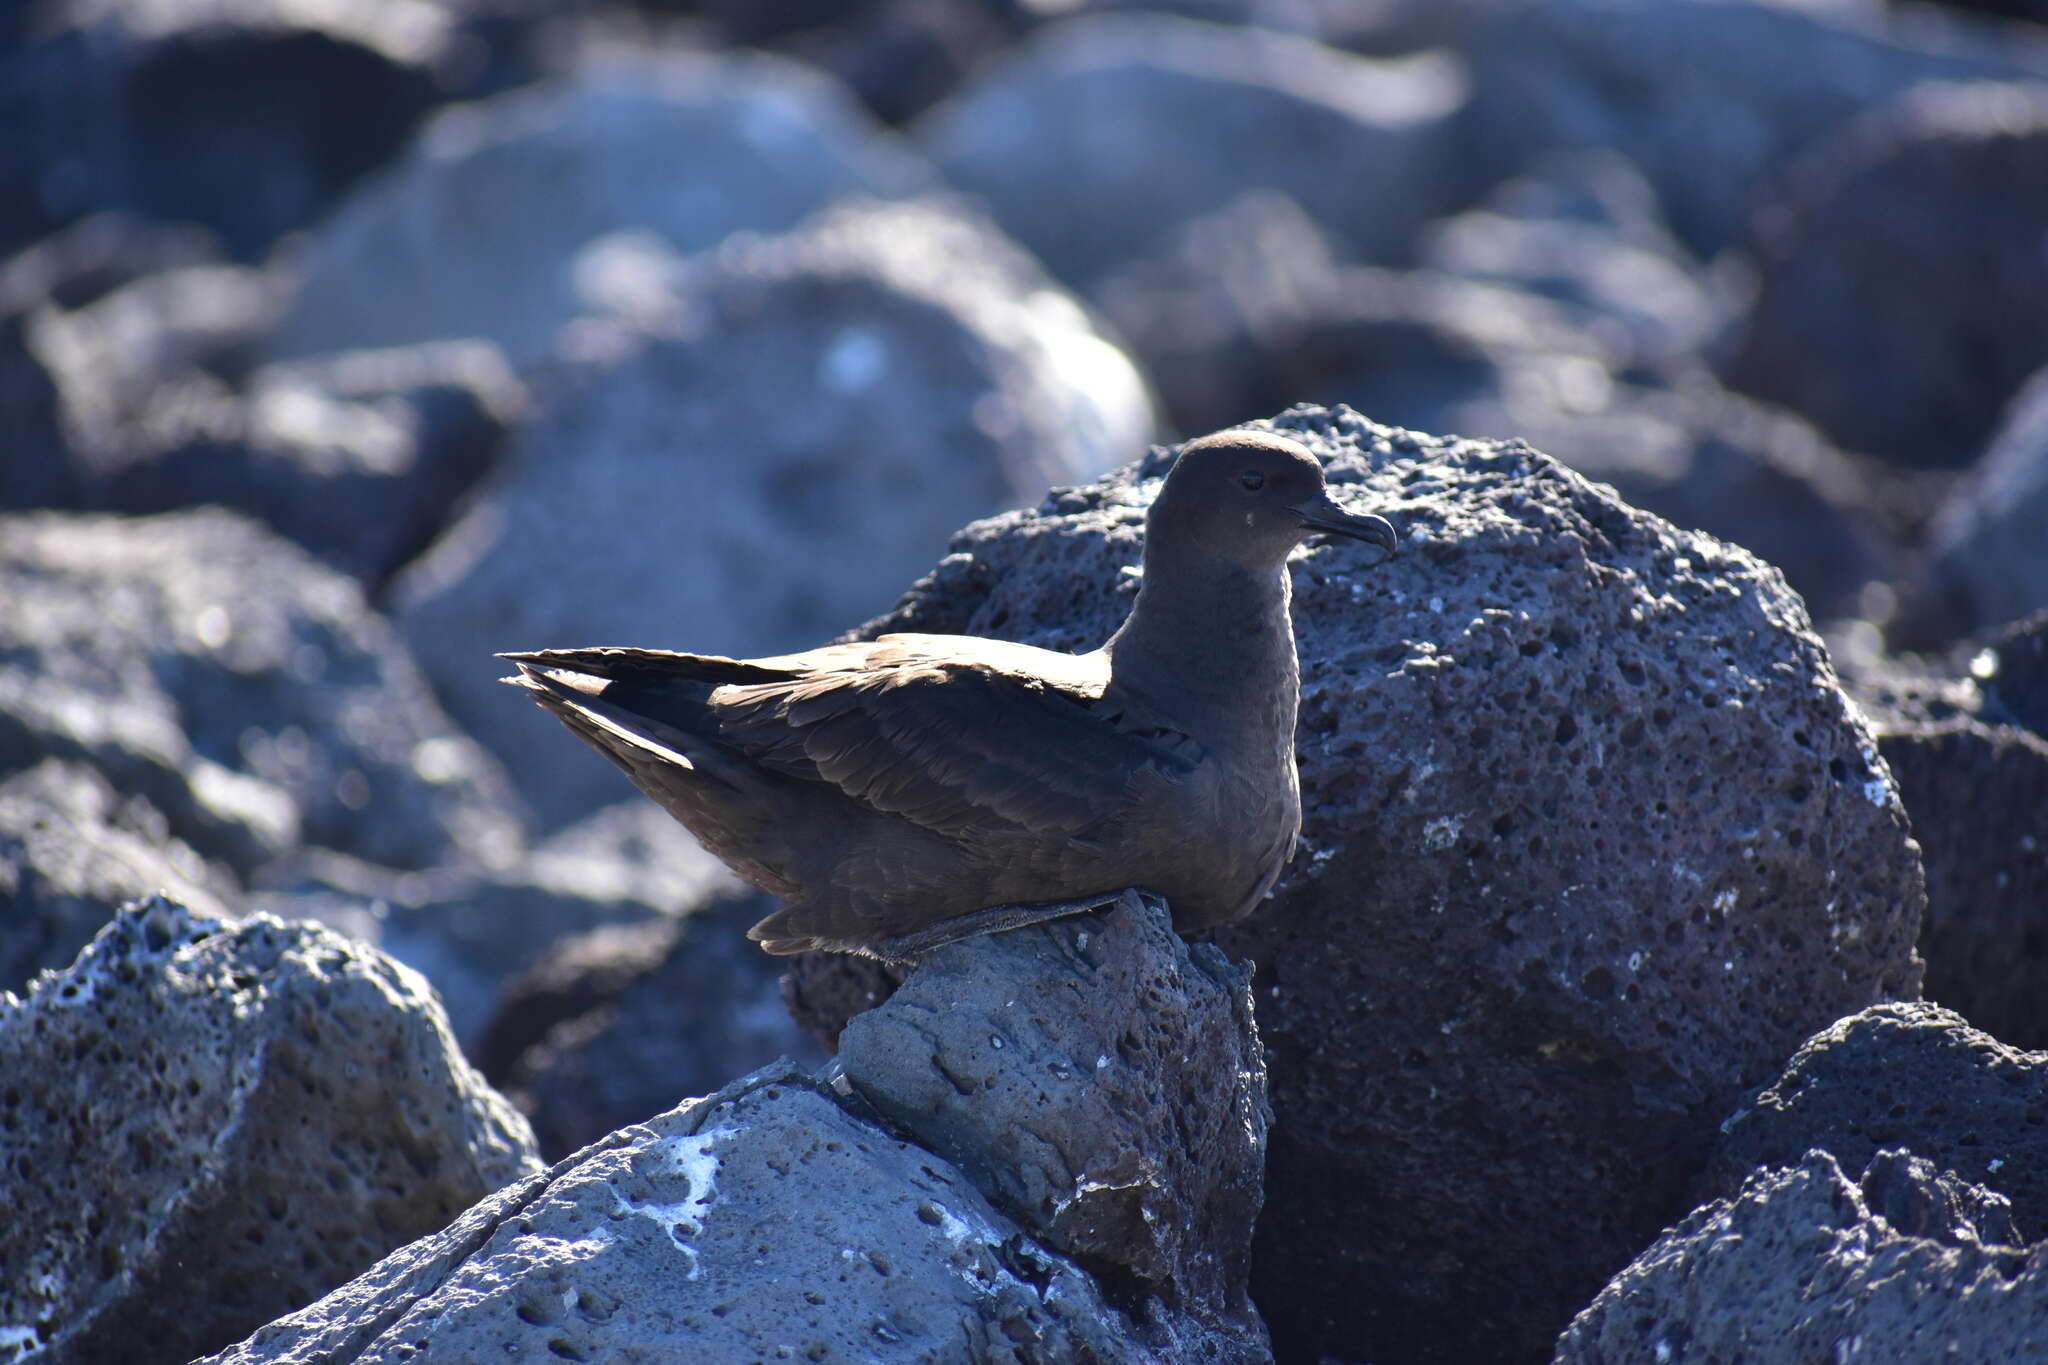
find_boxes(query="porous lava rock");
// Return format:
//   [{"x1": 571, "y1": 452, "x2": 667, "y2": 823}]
[
  {"x1": 0, "y1": 508, "x2": 522, "y2": 879},
  {"x1": 0, "y1": 897, "x2": 541, "y2": 1365},
  {"x1": 195, "y1": 1065, "x2": 1181, "y2": 1363},
  {"x1": 824, "y1": 403, "x2": 1925, "y2": 1361},
  {"x1": 1554, "y1": 1148, "x2": 2043, "y2": 1364},
  {"x1": 1723, "y1": 81, "x2": 2048, "y2": 471},
  {"x1": 264, "y1": 52, "x2": 932, "y2": 367},
  {"x1": 916, "y1": 12, "x2": 1470, "y2": 291},
  {"x1": 1876, "y1": 722, "x2": 2048, "y2": 1050},
  {"x1": 0, "y1": 758, "x2": 234, "y2": 992},
  {"x1": 1705, "y1": 1002, "x2": 2048, "y2": 1239},
  {"x1": 836, "y1": 891, "x2": 1270, "y2": 1361},
  {"x1": 396, "y1": 196, "x2": 1153, "y2": 827}
]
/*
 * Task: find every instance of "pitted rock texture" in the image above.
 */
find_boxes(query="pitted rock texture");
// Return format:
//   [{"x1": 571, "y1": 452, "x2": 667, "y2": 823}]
[
  {"x1": 397, "y1": 195, "x2": 1152, "y2": 827},
  {"x1": 1554, "y1": 1149, "x2": 2044, "y2": 1364},
  {"x1": 0, "y1": 508, "x2": 522, "y2": 879},
  {"x1": 836, "y1": 891, "x2": 1270, "y2": 1362},
  {"x1": 835, "y1": 403, "x2": 1925, "y2": 1362},
  {"x1": 1876, "y1": 721, "x2": 2048, "y2": 1050},
  {"x1": 1706, "y1": 1002, "x2": 2048, "y2": 1241},
  {"x1": 0, "y1": 758, "x2": 234, "y2": 991},
  {"x1": 0, "y1": 897, "x2": 540, "y2": 1365},
  {"x1": 265, "y1": 52, "x2": 931, "y2": 367},
  {"x1": 197, "y1": 1062, "x2": 1161, "y2": 1365}
]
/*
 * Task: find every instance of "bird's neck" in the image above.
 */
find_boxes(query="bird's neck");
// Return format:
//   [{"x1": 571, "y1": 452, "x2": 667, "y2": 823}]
[{"x1": 1103, "y1": 543, "x2": 1300, "y2": 743}]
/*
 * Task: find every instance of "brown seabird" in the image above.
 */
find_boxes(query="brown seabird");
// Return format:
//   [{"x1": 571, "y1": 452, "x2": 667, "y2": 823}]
[{"x1": 502, "y1": 429, "x2": 1398, "y2": 958}]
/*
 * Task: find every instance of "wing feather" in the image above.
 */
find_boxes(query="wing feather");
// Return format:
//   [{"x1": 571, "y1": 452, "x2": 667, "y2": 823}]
[{"x1": 707, "y1": 654, "x2": 1194, "y2": 838}]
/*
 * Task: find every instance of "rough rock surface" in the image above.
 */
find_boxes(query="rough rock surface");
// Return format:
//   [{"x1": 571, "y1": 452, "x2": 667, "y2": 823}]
[
  {"x1": 836, "y1": 892, "x2": 1270, "y2": 1361},
  {"x1": 1554, "y1": 1148, "x2": 2043, "y2": 1364},
  {"x1": 197, "y1": 1061, "x2": 1180, "y2": 1364},
  {"x1": 1724, "y1": 82, "x2": 2048, "y2": 472},
  {"x1": 1876, "y1": 722, "x2": 2048, "y2": 1050},
  {"x1": 917, "y1": 13, "x2": 1471, "y2": 290},
  {"x1": 0, "y1": 758, "x2": 234, "y2": 992},
  {"x1": 1705, "y1": 1002, "x2": 2048, "y2": 1239},
  {"x1": 1457, "y1": 0, "x2": 2025, "y2": 259},
  {"x1": 265, "y1": 52, "x2": 932, "y2": 367},
  {"x1": 824, "y1": 403, "x2": 1925, "y2": 1361},
  {"x1": 397, "y1": 196, "x2": 1153, "y2": 827},
  {"x1": 1925, "y1": 362, "x2": 2048, "y2": 636},
  {"x1": 0, "y1": 898, "x2": 541, "y2": 1365},
  {"x1": 476, "y1": 887, "x2": 826, "y2": 1159}
]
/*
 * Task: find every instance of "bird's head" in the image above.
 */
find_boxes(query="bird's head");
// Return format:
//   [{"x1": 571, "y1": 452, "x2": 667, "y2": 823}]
[{"x1": 1146, "y1": 430, "x2": 1399, "y2": 568}]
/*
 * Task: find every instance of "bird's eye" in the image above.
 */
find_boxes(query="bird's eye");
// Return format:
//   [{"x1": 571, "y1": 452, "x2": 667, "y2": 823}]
[{"x1": 1239, "y1": 471, "x2": 1265, "y2": 491}]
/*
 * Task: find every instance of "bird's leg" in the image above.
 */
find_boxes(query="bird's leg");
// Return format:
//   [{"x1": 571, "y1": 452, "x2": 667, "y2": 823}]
[{"x1": 870, "y1": 888, "x2": 1145, "y2": 965}]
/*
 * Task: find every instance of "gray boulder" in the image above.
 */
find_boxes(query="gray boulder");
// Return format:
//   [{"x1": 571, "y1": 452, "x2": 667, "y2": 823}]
[
  {"x1": 916, "y1": 12, "x2": 1472, "y2": 290},
  {"x1": 1982, "y1": 608, "x2": 2048, "y2": 739},
  {"x1": 183, "y1": 893, "x2": 1269, "y2": 1363},
  {"x1": 396, "y1": 196, "x2": 1155, "y2": 827},
  {"x1": 259, "y1": 799, "x2": 743, "y2": 1043},
  {"x1": 21, "y1": 255, "x2": 522, "y2": 588},
  {"x1": 837, "y1": 891, "x2": 1270, "y2": 1361},
  {"x1": 0, "y1": 0, "x2": 446, "y2": 259},
  {"x1": 0, "y1": 508, "x2": 523, "y2": 878},
  {"x1": 1095, "y1": 159, "x2": 1896, "y2": 622},
  {"x1": 475, "y1": 886, "x2": 826, "y2": 1160},
  {"x1": 1924, "y1": 361, "x2": 2048, "y2": 637},
  {"x1": 819, "y1": 403, "x2": 1925, "y2": 1360},
  {"x1": 1554, "y1": 1148, "x2": 2042, "y2": 1363},
  {"x1": 265, "y1": 52, "x2": 932, "y2": 367},
  {"x1": 1457, "y1": 0, "x2": 2029, "y2": 259},
  {"x1": 0, "y1": 897, "x2": 541, "y2": 1365},
  {"x1": 1706, "y1": 1002, "x2": 2048, "y2": 1239},
  {"x1": 1877, "y1": 721, "x2": 2048, "y2": 1050},
  {"x1": 1723, "y1": 81, "x2": 2048, "y2": 472},
  {"x1": 0, "y1": 758, "x2": 235, "y2": 992}
]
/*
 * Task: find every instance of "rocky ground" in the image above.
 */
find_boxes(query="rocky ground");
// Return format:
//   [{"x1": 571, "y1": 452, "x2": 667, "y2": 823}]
[{"x1": 3, "y1": 0, "x2": 2047, "y2": 1361}]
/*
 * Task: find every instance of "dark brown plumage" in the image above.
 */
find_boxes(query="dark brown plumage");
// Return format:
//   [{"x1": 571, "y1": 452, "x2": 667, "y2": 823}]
[{"x1": 503, "y1": 429, "x2": 1397, "y2": 957}]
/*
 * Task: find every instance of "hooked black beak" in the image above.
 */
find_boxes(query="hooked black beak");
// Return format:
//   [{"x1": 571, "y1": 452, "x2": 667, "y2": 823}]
[{"x1": 1296, "y1": 493, "x2": 1400, "y2": 564}]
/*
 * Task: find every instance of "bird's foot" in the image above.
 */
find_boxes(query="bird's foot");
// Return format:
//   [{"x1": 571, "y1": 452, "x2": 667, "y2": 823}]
[{"x1": 871, "y1": 888, "x2": 1147, "y2": 965}]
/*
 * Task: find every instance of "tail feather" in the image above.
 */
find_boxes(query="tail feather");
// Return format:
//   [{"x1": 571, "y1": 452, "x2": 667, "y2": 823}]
[
  {"x1": 510, "y1": 664, "x2": 701, "y2": 773},
  {"x1": 496, "y1": 647, "x2": 796, "y2": 686}
]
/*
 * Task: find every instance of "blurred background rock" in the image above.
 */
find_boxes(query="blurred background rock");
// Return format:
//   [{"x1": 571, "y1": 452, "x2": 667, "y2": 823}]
[{"x1": 3, "y1": 0, "x2": 2046, "y2": 1359}]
